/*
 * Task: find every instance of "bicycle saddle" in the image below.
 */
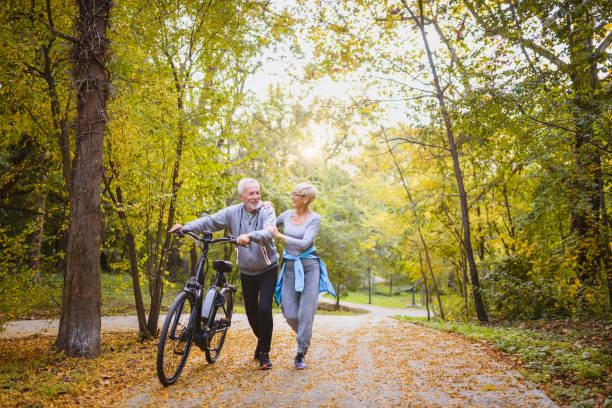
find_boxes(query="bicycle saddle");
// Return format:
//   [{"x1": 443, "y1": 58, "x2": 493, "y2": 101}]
[{"x1": 213, "y1": 260, "x2": 233, "y2": 273}]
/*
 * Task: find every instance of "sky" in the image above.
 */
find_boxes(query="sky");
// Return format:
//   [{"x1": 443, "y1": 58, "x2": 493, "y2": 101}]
[{"x1": 241, "y1": 0, "x2": 445, "y2": 141}]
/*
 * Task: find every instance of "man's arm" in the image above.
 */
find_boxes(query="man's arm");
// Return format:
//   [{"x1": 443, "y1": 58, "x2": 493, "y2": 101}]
[
  {"x1": 247, "y1": 207, "x2": 276, "y2": 244},
  {"x1": 181, "y1": 207, "x2": 230, "y2": 234}
]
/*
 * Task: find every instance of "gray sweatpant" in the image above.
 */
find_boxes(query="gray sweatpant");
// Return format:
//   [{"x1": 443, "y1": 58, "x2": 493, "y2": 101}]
[{"x1": 281, "y1": 258, "x2": 320, "y2": 354}]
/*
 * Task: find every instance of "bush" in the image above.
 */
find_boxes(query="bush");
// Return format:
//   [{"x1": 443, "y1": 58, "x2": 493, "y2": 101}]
[{"x1": 482, "y1": 254, "x2": 561, "y2": 320}]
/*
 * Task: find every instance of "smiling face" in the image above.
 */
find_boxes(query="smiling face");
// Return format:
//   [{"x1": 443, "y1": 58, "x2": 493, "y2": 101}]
[
  {"x1": 290, "y1": 189, "x2": 307, "y2": 209},
  {"x1": 239, "y1": 182, "x2": 261, "y2": 212}
]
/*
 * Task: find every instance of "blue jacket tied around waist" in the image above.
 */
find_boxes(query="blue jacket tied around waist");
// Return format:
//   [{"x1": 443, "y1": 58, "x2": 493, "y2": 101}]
[{"x1": 274, "y1": 246, "x2": 336, "y2": 305}]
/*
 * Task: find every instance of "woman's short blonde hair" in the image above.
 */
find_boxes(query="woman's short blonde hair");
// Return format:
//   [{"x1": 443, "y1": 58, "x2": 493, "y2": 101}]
[{"x1": 294, "y1": 182, "x2": 318, "y2": 205}]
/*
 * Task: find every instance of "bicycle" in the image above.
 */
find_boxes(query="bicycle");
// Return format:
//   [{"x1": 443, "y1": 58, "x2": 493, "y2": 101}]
[{"x1": 156, "y1": 229, "x2": 238, "y2": 386}]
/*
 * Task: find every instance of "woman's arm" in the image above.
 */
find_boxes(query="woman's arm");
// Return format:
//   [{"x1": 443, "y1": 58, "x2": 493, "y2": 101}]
[{"x1": 276, "y1": 211, "x2": 286, "y2": 228}]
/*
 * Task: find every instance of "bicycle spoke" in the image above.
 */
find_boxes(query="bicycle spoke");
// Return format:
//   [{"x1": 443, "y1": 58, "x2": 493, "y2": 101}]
[
  {"x1": 205, "y1": 290, "x2": 232, "y2": 364},
  {"x1": 157, "y1": 292, "x2": 194, "y2": 386}
]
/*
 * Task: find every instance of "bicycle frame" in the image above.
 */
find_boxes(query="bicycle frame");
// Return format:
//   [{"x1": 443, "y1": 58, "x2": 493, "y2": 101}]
[
  {"x1": 179, "y1": 231, "x2": 233, "y2": 349},
  {"x1": 157, "y1": 230, "x2": 237, "y2": 386}
]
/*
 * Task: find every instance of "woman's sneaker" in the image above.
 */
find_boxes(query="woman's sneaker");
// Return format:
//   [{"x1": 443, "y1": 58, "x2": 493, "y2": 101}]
[
  {"x1": 294, "y1": 352, "x2": 307, "y2": 370},
  {"x1": 259, "y1": 352, "x2": 272, "y2": 370}
]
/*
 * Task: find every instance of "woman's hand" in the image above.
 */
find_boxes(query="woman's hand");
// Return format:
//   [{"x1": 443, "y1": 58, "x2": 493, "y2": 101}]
[
  {"x1": 262, "y1": 201, "x2": 274, "y2": 209},
  {"x1": 265, "y1": 224, "x2": 279, "y2": 237}
]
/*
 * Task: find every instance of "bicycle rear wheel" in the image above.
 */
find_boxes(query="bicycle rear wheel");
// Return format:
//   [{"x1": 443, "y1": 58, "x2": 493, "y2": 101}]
[
  {"x1": 157, "y1": 291, "x2": 195, "y2": 386},
  {"x1": 205, "y1": 289, "x2": 233, "y2": 363}
]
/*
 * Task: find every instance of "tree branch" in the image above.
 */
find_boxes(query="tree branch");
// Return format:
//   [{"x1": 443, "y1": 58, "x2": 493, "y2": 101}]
[
  {"x1": 381, "y1": 136, "x2": 449, "y2": 151},
  {"x1": 462, "y1": 0, "x2": 568, "y2": 71},
  {"x1": 37, "y1": 19, "x2": 78, "y2": 43},
  {"x1": 0, "y1": 204, "x2": 43, "y2": 216},
  {"x1": 596, "y1": 31, "x2": 612, "y2": 55}
]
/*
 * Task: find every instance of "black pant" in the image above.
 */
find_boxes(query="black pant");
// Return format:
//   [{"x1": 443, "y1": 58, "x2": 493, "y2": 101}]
[{"x1": 240, "y1": 264, "x2": 277, "y2": 353}]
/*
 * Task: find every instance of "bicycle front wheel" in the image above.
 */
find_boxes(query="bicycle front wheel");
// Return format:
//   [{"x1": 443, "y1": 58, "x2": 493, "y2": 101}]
[
  {"x1": 157, "y1": 291, "x2": 195, "y2": 386},
  {"x1": 205, "y1": 289, "x2": 233, "y2": 363}
]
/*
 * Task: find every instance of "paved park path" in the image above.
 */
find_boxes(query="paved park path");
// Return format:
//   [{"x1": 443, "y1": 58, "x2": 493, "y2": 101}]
[{"x1": 1, "y1": 301, "x2": 557, "y2": 407}]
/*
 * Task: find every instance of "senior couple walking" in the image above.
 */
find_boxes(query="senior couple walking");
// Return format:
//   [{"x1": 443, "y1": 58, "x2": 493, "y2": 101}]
[{"x1": 169, "y1": 178, "x2": 335, "y2": 370}]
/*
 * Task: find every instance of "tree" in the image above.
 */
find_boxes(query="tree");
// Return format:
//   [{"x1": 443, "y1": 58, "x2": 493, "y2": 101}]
[
  {"x1": 55, "y1": 0, "x2": 111, "y2": 357},
  {"x1": 463, "y1": 0, "x2": 612, "y2": 306},
  {"x1": 101, "y1": 0, "x2": 274, "y2": 337},
  {"x1": 399, "y1": 0, "x2": 487, "y2": 321}
]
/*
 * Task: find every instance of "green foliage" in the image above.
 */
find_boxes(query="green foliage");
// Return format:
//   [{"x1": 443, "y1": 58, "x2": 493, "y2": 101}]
[
  {"x1": 482, "y1": 254, "x2": 561, "y2": 319},
  {"x1": 0, "y1": 0, "x2": 610, "y2": 337}
]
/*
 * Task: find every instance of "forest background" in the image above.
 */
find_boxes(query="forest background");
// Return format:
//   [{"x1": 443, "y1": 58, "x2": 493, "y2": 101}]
[{"x1": 0, "y1": 0, "x2": 610, "y2": 355}]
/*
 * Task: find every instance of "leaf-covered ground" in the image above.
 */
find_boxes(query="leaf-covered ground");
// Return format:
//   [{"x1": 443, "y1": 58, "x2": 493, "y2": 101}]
[
  {"x1": 409, "y1": 319, "x2": 611, "y2": 408},
  {"x1": 1, "y1": 313, "x2": 561, "y2": 407}
]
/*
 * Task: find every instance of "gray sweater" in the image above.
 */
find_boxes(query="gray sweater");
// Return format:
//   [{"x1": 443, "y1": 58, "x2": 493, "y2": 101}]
[
  {"x1": 184, "y1": 203, "x2": 278, "y2": 275},
  {"x1": 276, "y1": 210, "x2": 322, "y2": 256}
]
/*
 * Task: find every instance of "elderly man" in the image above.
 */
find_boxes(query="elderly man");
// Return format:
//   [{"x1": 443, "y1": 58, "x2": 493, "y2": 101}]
[{"x1": 169, "y1": 178, "x2": 278, "y2": 369}]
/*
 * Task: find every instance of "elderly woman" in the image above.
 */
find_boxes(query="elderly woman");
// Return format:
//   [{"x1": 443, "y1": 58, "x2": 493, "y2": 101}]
[{"x1": 266, "y1": 182, "x2": 335, "y2": 370}]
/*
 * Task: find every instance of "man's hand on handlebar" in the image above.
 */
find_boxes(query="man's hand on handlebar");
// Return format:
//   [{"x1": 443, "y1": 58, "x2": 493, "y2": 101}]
[{"x1": 168, "y1": 224, "x2": 184, "y2": 234}]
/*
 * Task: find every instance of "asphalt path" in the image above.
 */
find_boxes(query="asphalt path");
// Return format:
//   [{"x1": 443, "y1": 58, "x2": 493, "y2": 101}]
[{"x1": 1, "y1": 300, "x2": 557, "y2": 407}]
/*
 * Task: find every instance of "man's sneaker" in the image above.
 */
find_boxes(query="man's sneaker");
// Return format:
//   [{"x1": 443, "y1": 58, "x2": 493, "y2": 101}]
[
  {"x1": 294, "y1": 352, "x2": 307, "y2": 370},
  {"x1": 259, "y1": 352, "x2": 272, "y2": 370}
]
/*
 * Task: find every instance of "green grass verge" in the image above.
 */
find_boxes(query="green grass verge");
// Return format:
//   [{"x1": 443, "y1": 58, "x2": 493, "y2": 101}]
[
  {"x1": 5, "y1": 273, "x2": 357, "y2": 321},
  {"x1": 323, "y1": 287, "x2": 424, "y2": 309},
  {"x1": 397, "y1": 318, "x2": 612, "y2": 408}
]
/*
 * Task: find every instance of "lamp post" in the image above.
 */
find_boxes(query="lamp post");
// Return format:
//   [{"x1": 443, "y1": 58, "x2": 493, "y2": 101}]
[{"x1": 368, "y1": 267, "x2": 371, "y2": 305}]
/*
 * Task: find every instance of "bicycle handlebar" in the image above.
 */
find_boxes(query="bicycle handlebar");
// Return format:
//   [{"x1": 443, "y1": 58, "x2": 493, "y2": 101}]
[{"x1": 176, "y1": 229, "x2": 238, "y2": 245}]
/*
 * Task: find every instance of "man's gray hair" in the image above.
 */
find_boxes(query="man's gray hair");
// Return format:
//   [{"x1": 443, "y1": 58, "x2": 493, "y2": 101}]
[{"x1": 237, "y1": 178, "x2": 260, "y2": 195}]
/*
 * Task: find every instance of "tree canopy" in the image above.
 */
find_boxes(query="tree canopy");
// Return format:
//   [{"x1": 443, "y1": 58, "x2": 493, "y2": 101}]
[{"x1": 0, "y1": 0, "x2": 610, "y2": 345}]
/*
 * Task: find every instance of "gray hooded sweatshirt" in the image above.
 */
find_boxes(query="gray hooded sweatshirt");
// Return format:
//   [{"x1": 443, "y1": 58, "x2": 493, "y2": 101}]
[{"x1": 183, "y1": 202, "x2": 278, "y2": 275}]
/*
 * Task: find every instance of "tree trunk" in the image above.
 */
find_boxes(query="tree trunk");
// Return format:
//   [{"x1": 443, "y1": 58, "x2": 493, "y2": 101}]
[
  {"x1": 167, "y1": 240, "x2": 181, "y2": 282},
  {"x1": 598, "y1": 156, "x2": 612, "y2": 306},
  {"x1": 125, "y1": 229, "x2": 150, "y2": 337},
  {"x1": 41, "y1": 37, "x2": 72, "y2": 190},
  {"x1": 382, "y1": 132, "x2": 445, "y2": 320},
  {"x1": 112, "y1": 182, "x2": 150, "y2": 337},
  {"x1": 55, "y1": 0, "x2": 111, "y2": 357},
  {"x1": 147, "y1": 92, "x2": 186, "y2": 335},
  {"x1": 569, "y1": 72, "x2": 608, "y2": 294},
  {"x1": 461, "y1": 246, "x2": 470, "y2": 319},
  {"x1": 408, "y1": 0, "x2": 487, "y2": 321},
  {"x1": 418, "y1": 251, "x2": 430, "y2": 321},
  {"x1": 29, "y1": 173, "x2": 47, "y2": 281},
  {"x1": 104, "y1": 134, "x2": 150, "y2": 337},
  {"x1": 335, "y1": 284, "x2": 341, "y2": 310}
]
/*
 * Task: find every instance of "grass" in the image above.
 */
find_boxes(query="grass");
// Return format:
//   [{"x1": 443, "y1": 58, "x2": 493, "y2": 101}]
[
  {"x1": 4, "y1": 272, "x2": 359, "y2": 322},
  {"x1": 7, "y1": 273, "x2": 185, "y2": 320},
  {"x1": 324, "y1": 286, "x2": 424, "y2": 309},
  {"x1": 398, "y1": 317, "x2": 612, "y2": 408}
]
